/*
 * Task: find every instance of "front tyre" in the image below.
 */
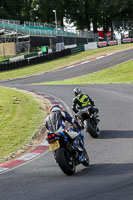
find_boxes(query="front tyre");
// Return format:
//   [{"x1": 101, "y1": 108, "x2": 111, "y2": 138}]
[
  {"x1": 55, "y1": 148, "x2": 75, "y2": 176},
  {"x1": 82, "y1": 150, "x2": 89, "y2": 166},
  {"x1": 85, "y1": 119, "x2": 99, "y2": 138}
]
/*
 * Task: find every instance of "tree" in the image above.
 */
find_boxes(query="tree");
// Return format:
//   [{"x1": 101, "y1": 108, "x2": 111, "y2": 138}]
[
  {"x1": 65, "y1": 0, "x2": 91, "y2": 30},
  {"x1": 1, "y1": 0, "x2": 133, "y2": 38},
  {"x1": 22, "y1": 0, "x2": 34, "y2": 22},
  {"x1": 52, "y1": 0, "x2": 67, "y2": 27},
  {"x1": 0, "y1": 0, "x2": 24, "y2": 20},
  {"x1": 32, "y1": 0, "x2": 68, "y2": 27},
  {"x1": 0, "y1": 0, "x2": 9, "y2": 19}
]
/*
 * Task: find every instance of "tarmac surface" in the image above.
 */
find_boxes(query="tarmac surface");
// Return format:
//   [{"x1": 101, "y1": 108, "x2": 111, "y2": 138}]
[{"x1": 0, "y1": 49, "x2": 133, "y2": 200}]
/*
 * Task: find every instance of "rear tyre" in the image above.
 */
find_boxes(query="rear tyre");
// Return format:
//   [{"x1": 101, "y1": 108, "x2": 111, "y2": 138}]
[
  {"x1": 55, "y1": 148, "x2": 75, "y2": 176},
  {"x1": 85, "y1": 119, "x2": 99, "y2": 138}
]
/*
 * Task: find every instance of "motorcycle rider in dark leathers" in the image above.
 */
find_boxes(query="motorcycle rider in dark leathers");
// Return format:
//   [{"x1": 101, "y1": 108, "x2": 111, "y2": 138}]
[
  {"x1": 72, "y1": 88, "x2": 99, "y2": 124},
  {"x1": 45, "y1": 105, "x2": 85, "y2": 152}
]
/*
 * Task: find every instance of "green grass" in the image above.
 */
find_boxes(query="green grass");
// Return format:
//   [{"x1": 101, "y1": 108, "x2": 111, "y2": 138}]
[
  {"x1": 0, "y1": 87, "x2": 46, "y2": 162},
  {"x1": 0, "y1": 43, "x2": 133, "y2": 81},
  {"x1": 36, "y1": 59, "x2": 133, "y2": 85}
]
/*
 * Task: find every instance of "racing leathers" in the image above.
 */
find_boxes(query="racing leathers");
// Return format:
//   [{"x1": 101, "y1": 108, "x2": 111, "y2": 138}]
[
  {"x1": 45, "y1": 109, "x2": 84, "y2": 152},
  {"x1": 72, "y1": 93, "x2": 99, "y2": 121},
  {"x1": 72, "y1": 93, "x2": 94, "y2": 113}
]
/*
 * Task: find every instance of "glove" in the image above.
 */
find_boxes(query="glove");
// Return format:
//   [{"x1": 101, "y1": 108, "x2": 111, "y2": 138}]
[
  {"x1": 92, "y1": 100, "x2": 95, "y2": 106},
  {"x1": 72, "y1": 107, "x2": 78, "y2": 113}
]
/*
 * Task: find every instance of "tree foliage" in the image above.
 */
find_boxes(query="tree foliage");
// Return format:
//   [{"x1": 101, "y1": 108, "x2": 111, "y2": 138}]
[{"x1": 0, "y1": 0, "x2": 133, "y2": 35}]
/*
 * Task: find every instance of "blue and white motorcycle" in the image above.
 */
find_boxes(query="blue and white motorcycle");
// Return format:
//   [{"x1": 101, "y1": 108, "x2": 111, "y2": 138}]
[{"x1": 47, "y1": 127, "x2": 89, "y2": 176}]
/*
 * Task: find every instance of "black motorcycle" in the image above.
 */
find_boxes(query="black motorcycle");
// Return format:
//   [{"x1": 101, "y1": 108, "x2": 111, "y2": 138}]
[
  {"x1": 47, "y1": 128, "x2": 89, "y2": 176},
  {"x1": 74, "y1": 107, "x2": 100, "y2": 138}
]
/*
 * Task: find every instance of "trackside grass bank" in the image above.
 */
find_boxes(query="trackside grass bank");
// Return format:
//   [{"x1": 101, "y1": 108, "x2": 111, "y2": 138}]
[
  {"x1": 0, "y1": 43, "x2": 133, "y2": 81},
  {"x1": 36, "y1": 59, "x2": 133, "y2": 85},
  {"x1": 0, "y1": 87, "x2": 47, "y2": 163}
]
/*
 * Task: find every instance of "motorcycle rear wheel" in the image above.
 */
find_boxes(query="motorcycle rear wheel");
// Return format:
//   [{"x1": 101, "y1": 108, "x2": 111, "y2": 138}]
[
  {"x1": 55, "y1": 148, "x2": 76, "y2": 176},
  {"x1": 85, "y1": 119, "x2": 99, "y2": 138}
]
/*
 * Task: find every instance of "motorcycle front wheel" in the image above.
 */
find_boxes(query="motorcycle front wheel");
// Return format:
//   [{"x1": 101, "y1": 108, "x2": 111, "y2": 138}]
[
  {"x1": 82, "y1": 150, "x2": 89, "y2": 166},
  {"x1": 55, "y1": 148, "x2": 76, "y2": 176}
]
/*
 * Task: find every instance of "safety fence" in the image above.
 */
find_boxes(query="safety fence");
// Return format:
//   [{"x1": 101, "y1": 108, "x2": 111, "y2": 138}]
[
  {"x1": 0, "y1": 22, "x2": 95, "y2": 38},
  {"x1": 0, "y1": 19, "x2": 20, "y2": 24},
  {"x1": 0, "y1": 49, "x2": 71, "y2": 72},
  {"x1": 0, "y1": 51, "x2": 47, "y2": 65},
  {"x1": 70, "y1": 44, "x2": 85, "y2": 54},
  {"x1": 1, "y1": 38, "x2": 131, "y2": 72},
  {"x1": 97, "y1": 40, "x2": 118, "y2": 48},
  {"x1": 97, "y1": 38, "x2": 133, "y2": 48},
  {"x1": 0, "y1": 43, "x2": 86, "y2": 65}
]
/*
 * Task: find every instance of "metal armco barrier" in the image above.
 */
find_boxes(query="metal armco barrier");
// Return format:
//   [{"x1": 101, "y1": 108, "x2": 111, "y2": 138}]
[
  {"x1": 0, "y1": 59, "x2": 10, "y2": 64},
  {"x1": 71, "y1": 44, "x2": 85, "y2": 54},
  {"x1": 97, "y1": 41, "x2": 108, "y2": 48},
  {"x1": 0, "y1": 49, "x2": 71, "y2": 72},
  {"x1": 108, "y1": 40, "x2": 118, "y2": 46},
  {"x1": 121, "y1": 38, "x2": 132, "y2": 44}
]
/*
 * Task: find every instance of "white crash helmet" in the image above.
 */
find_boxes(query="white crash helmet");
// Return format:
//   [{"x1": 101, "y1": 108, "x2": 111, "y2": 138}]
[{"x1": 73, "y1": 88, "x2": 82, "y2": 96}]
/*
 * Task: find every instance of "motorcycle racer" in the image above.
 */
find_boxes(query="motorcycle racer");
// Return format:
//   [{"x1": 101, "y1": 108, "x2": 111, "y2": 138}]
[
  {"x1": 72, "y1": 88, "x2": 99, "y2": 124},
  {"x1": 45, "y1": 105, "x2": 84, "y2": 152}
]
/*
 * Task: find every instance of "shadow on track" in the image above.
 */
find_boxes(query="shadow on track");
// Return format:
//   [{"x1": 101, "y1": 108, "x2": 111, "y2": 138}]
[
  {"x1": 99, "y1": 130, "x2": 133, "y2": 139},
  {"x1": 75, "y1": 162, "x2": 133, "y2": 177}
]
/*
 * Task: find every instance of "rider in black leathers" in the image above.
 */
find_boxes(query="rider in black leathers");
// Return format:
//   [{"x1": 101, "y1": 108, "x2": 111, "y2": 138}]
[{"x1": 72, "y1": 88, "x2": 99, "y2": 123}]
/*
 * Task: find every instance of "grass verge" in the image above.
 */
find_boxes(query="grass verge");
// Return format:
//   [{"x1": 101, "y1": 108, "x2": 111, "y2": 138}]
[
  {"x1": 0, "y1": 43, "x2": 133, "y2": 81},
  {"x1": 0, "y1": 87, "x2": 48, "y2": 164},
  {"x1": 36, "y1": 59, "x2": 133, "y2": 85}
]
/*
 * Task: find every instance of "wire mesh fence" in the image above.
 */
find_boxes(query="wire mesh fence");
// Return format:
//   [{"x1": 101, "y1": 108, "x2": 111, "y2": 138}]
[{"x1": 0, "y1": 21, "x2": 97, "y2": 39}]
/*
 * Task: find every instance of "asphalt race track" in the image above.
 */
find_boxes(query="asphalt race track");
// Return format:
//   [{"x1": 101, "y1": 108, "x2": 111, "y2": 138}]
[
  {"x1": 0, "y1": 49, "x2": 133, "y2": 200},
  {"x1": 3, "y1": 48, "x2": 133, "y2": 84}
]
